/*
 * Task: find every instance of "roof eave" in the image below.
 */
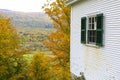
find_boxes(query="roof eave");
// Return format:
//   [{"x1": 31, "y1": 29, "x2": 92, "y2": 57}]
[{"x1": 66, "y1": 0, "x2": 80, "y2": 6}]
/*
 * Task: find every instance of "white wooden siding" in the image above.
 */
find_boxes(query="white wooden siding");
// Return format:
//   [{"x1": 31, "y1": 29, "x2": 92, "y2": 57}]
[{"x1": 70, "y1": 0, "x2": 120, "y2": 80}]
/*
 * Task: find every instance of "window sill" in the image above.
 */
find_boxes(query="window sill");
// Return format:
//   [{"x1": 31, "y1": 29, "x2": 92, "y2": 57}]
[{"x1": 85, "y1": 44, "x2": 100, "y2": 48}]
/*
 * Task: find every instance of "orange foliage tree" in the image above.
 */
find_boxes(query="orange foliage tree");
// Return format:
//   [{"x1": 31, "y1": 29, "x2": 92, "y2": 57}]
[{"x1": 42, "y1": 0, "x2": 71, "y2": 79}]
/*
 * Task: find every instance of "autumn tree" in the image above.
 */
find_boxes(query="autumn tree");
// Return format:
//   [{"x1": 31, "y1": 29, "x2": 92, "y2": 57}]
[
  {"x1": 0, "y1": 16, "x2": 28, "y2": 80},
  {"x1": 28, "y1": 51, "x2": 52, "y2": 80},
  {"x1": 0, "y1": 17, "x2": 19, "y2": 54},
  {"x1": 42, "y1": 0, "x2": 71, "y2": 79}
]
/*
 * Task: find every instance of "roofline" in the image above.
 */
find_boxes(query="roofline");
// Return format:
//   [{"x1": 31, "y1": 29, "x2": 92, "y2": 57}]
[{"x1": 66, "y1": 0, "x2": 80, "y2": 6}]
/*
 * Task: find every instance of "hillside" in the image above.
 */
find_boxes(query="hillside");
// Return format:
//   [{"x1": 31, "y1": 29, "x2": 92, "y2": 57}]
[{"x1": 0, "y1": 9, "x2": 52, "y2": 28}]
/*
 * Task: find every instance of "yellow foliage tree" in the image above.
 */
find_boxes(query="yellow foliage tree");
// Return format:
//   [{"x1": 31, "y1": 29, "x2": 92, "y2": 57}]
[
  {"x1": 28, "y1": 51, "x2": 52, "y2": 80},
  {"x1": 42, "y1": 0, "x2": 71, "y2": 79},
  {"x1": 0, "y1": 18, "x2": 19, "y2": 54},
  {"x1": 0, "y1": 16, "x2": 28, "y2": 80}
]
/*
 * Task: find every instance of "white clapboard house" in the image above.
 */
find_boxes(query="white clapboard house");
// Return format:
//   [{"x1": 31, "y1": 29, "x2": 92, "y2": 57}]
[{"x1": 66, "y1": 0, "x2": 120, "y2": 80}]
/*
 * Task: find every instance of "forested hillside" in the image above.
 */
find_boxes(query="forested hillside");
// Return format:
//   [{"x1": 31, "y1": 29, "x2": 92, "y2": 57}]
[{"x1": 0, "y1": 9, "x2": 52, "y2": 28}]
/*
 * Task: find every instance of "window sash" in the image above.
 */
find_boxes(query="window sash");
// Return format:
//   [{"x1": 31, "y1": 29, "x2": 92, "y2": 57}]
[
  {"x1": 87, "y1": 16, "x2": 97, "y2": 44},
  {"x1": 87, "y1": 30, "x2": 96, "y2": 44},
  {"x1": 88, "y1": 16, "x2": 96, "y2": 30}
]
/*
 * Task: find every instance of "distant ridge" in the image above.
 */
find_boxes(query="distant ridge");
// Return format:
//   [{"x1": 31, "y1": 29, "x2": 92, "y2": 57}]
[
  {"x1": 0, "y1": 9, "x2": 52, "y2": 28},
  {"x1": 0, "y1": 9, "x2": 9, "y2": 11}
]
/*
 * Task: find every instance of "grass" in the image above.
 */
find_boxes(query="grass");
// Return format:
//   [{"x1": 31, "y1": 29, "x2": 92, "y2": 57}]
[
  {"x1": 23, "y1": 51, "x2": 54, "y2": 61},
  {"x1": 23, "y1": 54, "x2": 34, "y2": 63}
]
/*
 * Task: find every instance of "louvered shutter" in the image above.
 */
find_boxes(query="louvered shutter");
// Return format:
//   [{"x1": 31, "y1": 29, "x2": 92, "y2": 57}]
[
  {"x1": 96, "y1": 13, "x2": 103, "y2": 46},
  {"x1": 81, "y1": 17, "x2": 86, "y2": 44}
]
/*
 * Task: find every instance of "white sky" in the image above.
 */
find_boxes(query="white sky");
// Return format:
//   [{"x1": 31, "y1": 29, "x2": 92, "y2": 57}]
[{"x1": 0, "y1": 0, "x2": 47, "y2": 12}]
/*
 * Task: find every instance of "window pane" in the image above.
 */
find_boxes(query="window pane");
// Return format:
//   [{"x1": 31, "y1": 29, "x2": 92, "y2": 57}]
[
  {"x1": 90, "y1": 30, "x2": 92, "y2": 36},
  {"x1": 89, "y1": 37, "x2": 91, "y2": 42},
  {"x1": 89, "y1": 18, "x2": 91, "y2": 23},
  {"x1": 92, "y1": 23, "x2": 94, "y2": 29},
  {"x1": 93, "y1": 30, "x2": 96, "y2": 37},
  {"x1": 90, "y1": 30, "x2": 92, "y2": 37},
  {"x1": 92, "y1": 17, "x2": 94, "y2": 23}
]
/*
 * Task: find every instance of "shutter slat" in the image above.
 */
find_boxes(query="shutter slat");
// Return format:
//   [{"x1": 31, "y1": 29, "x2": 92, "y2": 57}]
[
  {"x1": 81, "y1": 17, "x2": 86, "y2": 44},
  {"x1": 96, "y1": 13, "x2": 103, "y2": 46}
]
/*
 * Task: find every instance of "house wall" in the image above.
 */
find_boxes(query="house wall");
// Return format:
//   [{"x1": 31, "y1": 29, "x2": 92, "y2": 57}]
[{"x1": 70, "y1": 0, "x2": 120, "y2": 80}]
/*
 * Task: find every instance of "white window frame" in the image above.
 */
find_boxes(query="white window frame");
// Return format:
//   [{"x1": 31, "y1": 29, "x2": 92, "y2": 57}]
[{"x1": 86, "y1": 15, "x2": 97, "y2": 45}]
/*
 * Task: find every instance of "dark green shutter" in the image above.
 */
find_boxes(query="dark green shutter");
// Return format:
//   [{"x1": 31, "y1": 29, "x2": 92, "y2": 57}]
[
  {"x1": 81, "y1": 17, "x2": 86, "y2": 44},
  {"x1": 96, "y1": 13, "x2": 103, "y2": 46}
]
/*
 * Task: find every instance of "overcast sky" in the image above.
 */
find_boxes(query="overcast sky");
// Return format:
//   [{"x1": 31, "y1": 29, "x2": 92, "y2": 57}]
[{"x1": 0, "y1": 0, "x2": 47, "y2": 12}]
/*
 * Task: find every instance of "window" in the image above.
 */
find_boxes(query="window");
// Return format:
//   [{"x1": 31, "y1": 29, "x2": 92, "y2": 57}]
[
  {"x1": 81, "y1": 13, "x2": 103, "y2": 46},
  {"x1": 88, "y1": 16, "x2": 96, "y2": 44}
]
